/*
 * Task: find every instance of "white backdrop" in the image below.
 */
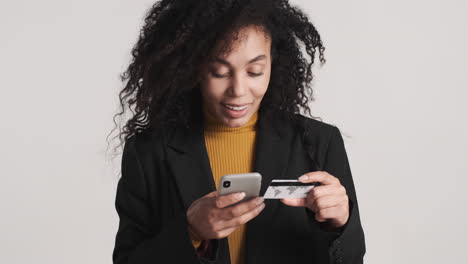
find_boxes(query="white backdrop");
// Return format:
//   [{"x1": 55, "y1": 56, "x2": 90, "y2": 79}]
[{"x1": 1, "y1": 0, "x2": 466, "y2": 263}]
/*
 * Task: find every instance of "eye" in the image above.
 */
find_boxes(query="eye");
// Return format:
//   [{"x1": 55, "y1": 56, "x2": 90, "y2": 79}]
[
  {"x1": 210, "y1": 71, "x2": 264, "y2": 78},
  {"x1": 211, "y1": 72, "x2": 230, "y2": 78},
  {"x1": 248, "y1": 72, "x2": 264, "y2": 77}
]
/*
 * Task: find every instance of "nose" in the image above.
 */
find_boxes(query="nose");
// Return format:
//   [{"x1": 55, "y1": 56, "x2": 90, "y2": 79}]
[{"x1": 227, "y1": 73, "x2": 248, "y2": 97}]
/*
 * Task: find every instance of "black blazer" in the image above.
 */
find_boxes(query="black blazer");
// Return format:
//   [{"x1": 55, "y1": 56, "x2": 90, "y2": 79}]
[{"x1": 112, "y1": 110, "x2": 366, "y2": 264}]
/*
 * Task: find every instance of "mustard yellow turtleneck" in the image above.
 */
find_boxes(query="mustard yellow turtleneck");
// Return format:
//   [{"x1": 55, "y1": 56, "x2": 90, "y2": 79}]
[{"x1": 190, "y1": 108, "x2": 258, "y2": 264}]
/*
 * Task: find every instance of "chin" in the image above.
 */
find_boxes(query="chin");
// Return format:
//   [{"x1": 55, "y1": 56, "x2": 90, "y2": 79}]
[
  {"x1": 223, "y1": 116, "x2": 249, "y2": 127},
  {"x1": 226, "y1": 121, "x2": 245, "y2": 128}
]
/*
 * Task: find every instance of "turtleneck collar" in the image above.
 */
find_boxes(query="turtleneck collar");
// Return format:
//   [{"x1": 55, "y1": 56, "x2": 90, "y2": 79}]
[{"x1": 203, "y1": 106, "x2": 258, "y2": 133}]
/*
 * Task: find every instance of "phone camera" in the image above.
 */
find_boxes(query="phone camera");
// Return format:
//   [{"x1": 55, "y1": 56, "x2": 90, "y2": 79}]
[{"x1": 223, "y1": 181, "x2": 231, "y2": 188}]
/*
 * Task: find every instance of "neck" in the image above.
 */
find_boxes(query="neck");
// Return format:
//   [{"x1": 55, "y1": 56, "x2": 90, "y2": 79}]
[{"x1": 203, "y1": 107, "x2": 258, "y2": 132}]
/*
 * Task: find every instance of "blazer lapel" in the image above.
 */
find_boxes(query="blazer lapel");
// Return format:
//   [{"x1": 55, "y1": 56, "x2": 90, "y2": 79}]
[
  {"x1": 166, "y1": 114, "x2": 216, "y2": 211},
  {"x1": 255, "y1": 110, "x2": 292, "y2": 211},
  {"x1": 245, "y1": 110, "x2": 293, "y2": 245}
]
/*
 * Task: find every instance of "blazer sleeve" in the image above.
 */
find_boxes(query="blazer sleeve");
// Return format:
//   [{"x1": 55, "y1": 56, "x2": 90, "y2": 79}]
[
  {"x1": 313, "y1": 126, "x2": 367, "y2": 264},
  {"x1": 112, "y1": 137, "x2": 215, "y2": 264}
]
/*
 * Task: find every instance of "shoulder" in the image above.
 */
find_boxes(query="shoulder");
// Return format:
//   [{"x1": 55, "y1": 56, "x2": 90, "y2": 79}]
[
  {"x1": 289, "y1": 113, "x2": 343, "y2": 170},
  {"x1": 267, "y1": 110, "x2": 339, "y2": 145},
  {"x1": 122, "y1": 128, "x2": 166, "y2": 161},
  {"x1": 291, "y1": 113, "x2": 338, "y2": 140}
]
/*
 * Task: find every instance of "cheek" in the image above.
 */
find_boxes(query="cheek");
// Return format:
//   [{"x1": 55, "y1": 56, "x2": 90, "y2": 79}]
[
  {"x1": 253, "y1": 77, "x2": 270, "y2": 99},
  {"x1": 200, "y1": 80, "x2": 224, "y2": 101},
  {"x1": 252, "y1": 86, "x2": 267, "y2": 99}
]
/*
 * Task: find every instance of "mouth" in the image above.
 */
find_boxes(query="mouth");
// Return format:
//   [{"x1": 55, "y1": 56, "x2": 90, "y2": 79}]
[
  {"x1": 221, "y1": 103, "x2": 251, "y2": 118},
  {"x1": 222, "y1": 103, "x2": 250, "y2": 111}
]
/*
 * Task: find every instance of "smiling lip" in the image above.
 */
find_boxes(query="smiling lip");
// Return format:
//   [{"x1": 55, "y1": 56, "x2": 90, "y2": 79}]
[
  {"x1": 221, "y1": 103, "x2": 250, "y2": 118},
  {"x1": 222, "y1": 103, "x2": 251, "y2": 107}
]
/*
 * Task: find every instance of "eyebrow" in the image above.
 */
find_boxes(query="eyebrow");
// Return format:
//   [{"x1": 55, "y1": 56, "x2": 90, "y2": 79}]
[{"x1": 212, "y1": 54, "x2": 267, "y2": 67}]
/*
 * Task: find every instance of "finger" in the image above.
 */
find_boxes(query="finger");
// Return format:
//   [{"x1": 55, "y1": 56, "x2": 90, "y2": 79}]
[
  {"x1": 222, "y1": 202, "x2": 266, "y2": 228},
  {"x1": 309, "y1": 194, "x2": 348, "y2": 212},
  {"x1": 212, "y1": 226, "x2": 238, "y2": 239},
  {"x1": 282, "y1": 185, "x2": 344, "y2": 208},
  {"x1": 315, "y1": 205, "x2": 345, "y2": 222},
  {"x1": 298, "y1": 171, "x2": 339, "y2": 185},
  {"x1": 220, "y1": 197, "x2": 264, "y2": 219},
  {"x1": 215, "y1": 192, "x2": 246, "y2": 209},
  {"x1": 204, "y1": 191, "x2": 218, "y2": 198},
  {"x1": 280, "y1": 198, "x2": 306, "y2": 207},
  {"x1": 307, "y1": 185, "x2": 345, "y2": 201}
]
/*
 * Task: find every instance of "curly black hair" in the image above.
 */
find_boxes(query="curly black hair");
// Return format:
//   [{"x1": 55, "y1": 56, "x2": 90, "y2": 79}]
[{"x1": 107, "y1": 0, "x2": 326, "y2": 157}]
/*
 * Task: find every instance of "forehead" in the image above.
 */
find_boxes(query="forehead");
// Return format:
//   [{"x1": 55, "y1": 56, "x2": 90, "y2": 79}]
[{"x1": 210, "y1": 26, "x2": 271, "y2": 65}]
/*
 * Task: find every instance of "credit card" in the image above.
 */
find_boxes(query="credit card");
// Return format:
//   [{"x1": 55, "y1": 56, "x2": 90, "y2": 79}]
[{"x1": 263, "y1": 180, "x2": 319, "y2": 199}]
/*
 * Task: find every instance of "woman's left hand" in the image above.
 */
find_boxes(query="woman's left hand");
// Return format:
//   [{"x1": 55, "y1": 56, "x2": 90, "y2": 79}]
[{"x1": 280, "y1": 171, "x2": 350, "y2": 230}]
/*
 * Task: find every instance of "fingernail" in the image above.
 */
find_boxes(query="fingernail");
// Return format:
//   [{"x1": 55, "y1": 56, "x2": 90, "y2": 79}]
[
  {"x1": 298, "y1": 175, "x2": 308, "y2": 181},
  {"x1": 237, "y1": 192, "x2": 246, "y2": 199}
]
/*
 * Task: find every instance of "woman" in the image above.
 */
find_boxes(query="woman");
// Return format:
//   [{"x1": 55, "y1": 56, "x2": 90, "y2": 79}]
[{"x1": 111, "y1": 0, "x2": 366, "y2": 263}]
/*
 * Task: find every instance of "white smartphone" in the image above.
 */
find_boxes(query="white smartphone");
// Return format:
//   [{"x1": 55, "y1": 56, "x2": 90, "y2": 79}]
[{"x1": 218, "y1": 172, "x2": 262, "y2": 207}]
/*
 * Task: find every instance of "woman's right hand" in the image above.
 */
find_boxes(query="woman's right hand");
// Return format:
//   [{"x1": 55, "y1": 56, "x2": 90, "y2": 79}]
[{"x1": 186, "y1": 191, "x2": 265, "y2": 240}]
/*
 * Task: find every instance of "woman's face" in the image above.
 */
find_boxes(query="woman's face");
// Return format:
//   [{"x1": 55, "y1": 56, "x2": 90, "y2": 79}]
[{"x1": 198, "y1": 26, "x2": 272, "y2": 128}]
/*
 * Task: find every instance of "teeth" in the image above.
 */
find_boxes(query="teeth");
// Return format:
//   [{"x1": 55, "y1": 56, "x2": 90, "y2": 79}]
[{"x1": 224, "y1": 104, "x2": 248, "y2": 111}]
